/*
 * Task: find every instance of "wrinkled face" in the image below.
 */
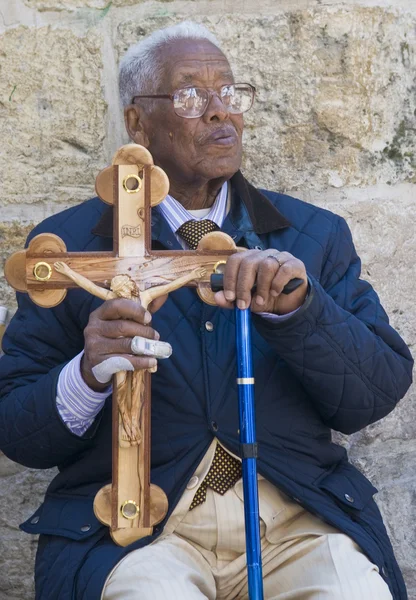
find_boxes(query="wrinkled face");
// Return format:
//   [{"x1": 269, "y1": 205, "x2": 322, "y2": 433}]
[{"x1": 136, "y1": 39, "x2": 244, "y2": 185}]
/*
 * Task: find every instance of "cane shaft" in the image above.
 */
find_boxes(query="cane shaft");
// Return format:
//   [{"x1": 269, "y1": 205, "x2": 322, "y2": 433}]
[{"x1": 235, "y1": 308, "x2": 264, "y2": 600}]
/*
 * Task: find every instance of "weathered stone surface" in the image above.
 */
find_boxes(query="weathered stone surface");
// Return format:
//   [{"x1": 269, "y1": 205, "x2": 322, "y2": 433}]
[
  {"x1": 24, "y1": 0, "x2": 147, "y2": 10},
  {"x1": 0, "y1": 2, "x2": 415, "y2": 599},
  {"x1": 0, "y1": 455, "x2": 56, "y2": 599},
  {"x1": 20, "y1": 0, "x2": 416, "y2": 11},
  {"x1": 367, "y1": 471, "x2": 416, "y2": 595},
  {"x1": 0, "y1": 26, "x2": 107, "y2": 207},
  {"x1": 116, "y1": 8, "x2": 416, "y2": 193},
  {"x1": 0, "y1": 222, "x2": 34, "y2": 310},
  {"x1": 321, "y1": 197, "x2": 416, "y2": 343},
  {"x1": 329, "y1": 436, "x2": 416, "y2": 596},
  {"x1": 323, "y1": 194, "x2": 416, "y2": 595},
  {"x1": 326, "y1": 196, "x2": 415, "y2": 444},
  {"x1": 380, "y1": 486, "x2": 416, "y2": 596}
]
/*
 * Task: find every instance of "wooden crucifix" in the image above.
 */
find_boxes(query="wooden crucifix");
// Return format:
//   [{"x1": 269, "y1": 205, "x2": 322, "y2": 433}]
[{"x1": 4, "y1": 144, "x2": 240, "y2": 547}]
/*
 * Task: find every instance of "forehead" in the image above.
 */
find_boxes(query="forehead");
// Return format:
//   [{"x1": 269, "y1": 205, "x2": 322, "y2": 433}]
[{"x1": 157, "y1": 38, "x2": 234, "y2": 88}]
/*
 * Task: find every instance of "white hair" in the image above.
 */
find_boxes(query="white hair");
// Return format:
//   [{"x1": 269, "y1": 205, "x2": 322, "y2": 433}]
[{"x1": 119, "y1": 21, "x2": 222, "y2": 108}]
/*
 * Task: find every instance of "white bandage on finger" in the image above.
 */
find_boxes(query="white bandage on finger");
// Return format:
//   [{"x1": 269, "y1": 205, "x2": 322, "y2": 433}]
[
  {"x1": 130, "y1": 336, "x2": 172, "y2": 359},
  {"x1": 92, "y1": 357, "x2": 134, "y2": 384}
]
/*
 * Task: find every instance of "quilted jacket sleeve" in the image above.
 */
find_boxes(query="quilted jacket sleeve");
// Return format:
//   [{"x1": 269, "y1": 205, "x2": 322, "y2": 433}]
[
  {"x1": 254, "y1": 215, "x2": 413, "y2": 434},
  {"x1": 0, "y1": 289, "x2": 102, "y2": 469}
]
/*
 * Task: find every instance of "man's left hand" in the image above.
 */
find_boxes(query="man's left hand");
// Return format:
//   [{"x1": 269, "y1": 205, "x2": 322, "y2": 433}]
[{"x1": 214, "y1": 250, "x2": 308, "y2": 315}]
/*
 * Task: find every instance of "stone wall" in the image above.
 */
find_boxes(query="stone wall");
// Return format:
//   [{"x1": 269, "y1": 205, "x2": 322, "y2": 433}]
[{"x1": 0, "y1": 0, "x2": 415, "y2": 597}]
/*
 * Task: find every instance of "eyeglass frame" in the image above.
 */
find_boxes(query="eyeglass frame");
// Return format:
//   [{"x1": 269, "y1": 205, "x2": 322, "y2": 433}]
[{"x1": 131, "y1": 82, "x2": 256, "y2": 118}]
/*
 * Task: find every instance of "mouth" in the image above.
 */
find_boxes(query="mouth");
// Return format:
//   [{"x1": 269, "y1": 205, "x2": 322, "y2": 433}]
[{"x1": 203, "y1": 126, "x2": 238, "y2": 146}]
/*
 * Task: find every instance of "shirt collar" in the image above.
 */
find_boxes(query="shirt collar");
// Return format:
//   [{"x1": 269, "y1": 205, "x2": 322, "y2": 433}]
[
  {"x1": 157, "y1": 181, "x2": 228, "y2": 232},
  {"x1": 92, "y1": 171, "x2": 291, "y2": 239}
]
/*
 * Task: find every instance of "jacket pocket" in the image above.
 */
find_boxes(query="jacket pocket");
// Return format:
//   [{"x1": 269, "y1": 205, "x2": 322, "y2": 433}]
[
  {"x1": 314, "y1": 461, "x2": 378, "y2": 511},
  {"x1": 20, "y1": 494, "x2": 104, "y2": 541},
  {"x1": 234, "y1": 477, "x2": 302, "y2": 543}
]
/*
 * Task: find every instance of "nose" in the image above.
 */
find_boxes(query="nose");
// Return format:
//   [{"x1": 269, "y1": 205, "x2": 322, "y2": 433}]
[{"x1": 203, "y1": 92, "x2": 229, "y2": 123}]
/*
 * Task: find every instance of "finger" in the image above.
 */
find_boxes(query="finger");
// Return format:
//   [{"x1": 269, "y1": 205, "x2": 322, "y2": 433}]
[
  {"x1": 98, "y1": 319, "x2": 160, "y2": 341},
  {"x1": 131, "y1": 336, "x2": 172, "y2": 359},
  {"x1": 118, "y1": 354, "x2": 159, "y2": 371},
  {"x1": 222, "y1": 252, "x2": 246, "y2": 302},
  {"x1": 253, "y1": 255, "x2": 280, "y2": 307},
  {"x1": 234, "y1": 254, "x2": 261, "y2": 310},
  {"x1": 92, "y1": 356, "x2": 134, "y2": 384},
  {"x1": 91, "y1": 335, "x2": 159, "y2": 358},
  {"x1": 103, "y1": 354, "x2": 158, "y2": 370},
  {"x1": 270, "y1": 258, "x2": 304, "y2": 296},
  {"x1": 91, "y1": 353, "x2": 159, "y2": 384},
  {"x1": 96, "y1": 298, "x2": 151, "y2": 325},
  {"x1": 214, "y1": 290, "x2": 236, "y2": 310}
]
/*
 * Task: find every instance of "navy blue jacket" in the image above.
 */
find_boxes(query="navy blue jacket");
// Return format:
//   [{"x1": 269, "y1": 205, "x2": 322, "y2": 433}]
[{"x1": 0, "y1": 173, "x2": 413, "y2": 599}]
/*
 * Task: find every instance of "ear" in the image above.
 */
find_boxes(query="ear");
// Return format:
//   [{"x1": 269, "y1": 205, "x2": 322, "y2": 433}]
[{"x1": 124, "y1": 104, "x2": 150, "y2": 147}]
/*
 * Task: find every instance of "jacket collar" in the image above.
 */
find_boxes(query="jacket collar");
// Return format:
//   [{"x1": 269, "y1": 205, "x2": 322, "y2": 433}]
[{"x1": 91, "y1": 170, "x2": 291, "y2": 241}]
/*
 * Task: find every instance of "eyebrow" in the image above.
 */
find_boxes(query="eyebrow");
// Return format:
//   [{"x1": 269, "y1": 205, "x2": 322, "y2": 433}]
[{"x1": 175, "y1": 70, "x2": 235, "y2": 87}]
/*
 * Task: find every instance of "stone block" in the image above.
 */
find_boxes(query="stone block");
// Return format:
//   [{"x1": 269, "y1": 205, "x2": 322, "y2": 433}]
[
  {"x1": 321, "y1": 196, "x2": 415, "y2": 463},
  {"x1": 317, "y1": 197, "x2": 416, "y2": 350},
  {"x1": 0, "y1": 222, "x2": 34, "y2": 312},
  {"x1": 0, "y1": 454, "x2": 56, "y2": 600},
  {"x1": 336, "y1": 441, "x2": 416, "y2": 597},
  {"x1": 376, "y1": 482, "x2": 416, "y2": 597},
  {"x1": 0, "y1": 26, "x2": 107, "y2": 208}
]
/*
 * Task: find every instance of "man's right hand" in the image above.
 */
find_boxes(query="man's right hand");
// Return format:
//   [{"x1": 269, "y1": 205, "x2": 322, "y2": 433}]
[{"x1": 81, "y1": 298, "x2": 164, "y2": 392}]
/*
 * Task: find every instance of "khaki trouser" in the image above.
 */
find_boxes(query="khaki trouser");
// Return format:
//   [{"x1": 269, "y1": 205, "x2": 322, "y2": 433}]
[{"x1": 102, "y1": 441, "x2": 392, "y2": 600}]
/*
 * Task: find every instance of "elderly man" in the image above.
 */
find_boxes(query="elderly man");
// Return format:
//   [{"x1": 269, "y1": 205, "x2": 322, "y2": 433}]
[{"x1": 0, "y1": 21, "x2": 413, "y2": 600}]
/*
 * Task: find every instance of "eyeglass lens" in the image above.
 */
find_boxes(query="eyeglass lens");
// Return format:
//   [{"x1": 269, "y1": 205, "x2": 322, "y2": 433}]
[{"x1": 173, "y1": 84, "x2": 254, "y2": 118}]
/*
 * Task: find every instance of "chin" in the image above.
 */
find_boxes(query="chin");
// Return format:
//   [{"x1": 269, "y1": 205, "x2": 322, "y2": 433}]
[{"x1": 201, "y1": 151, "x2": 243, "y2": 181}]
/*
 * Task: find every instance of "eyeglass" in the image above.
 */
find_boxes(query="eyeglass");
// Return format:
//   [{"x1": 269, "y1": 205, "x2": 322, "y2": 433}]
[{"x1": 132, "y1": 83, "x2": 256, "y2": 119}]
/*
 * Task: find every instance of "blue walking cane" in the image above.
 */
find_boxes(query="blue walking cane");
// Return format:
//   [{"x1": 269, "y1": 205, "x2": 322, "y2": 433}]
[{"x1": 211, "y1": 274, "x2": 304, "y2": 600}]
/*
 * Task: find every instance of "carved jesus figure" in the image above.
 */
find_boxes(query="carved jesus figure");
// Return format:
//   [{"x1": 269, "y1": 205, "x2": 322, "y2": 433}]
[{"x1": 54, "y1": 261, "x2": 206, "y2": 444}]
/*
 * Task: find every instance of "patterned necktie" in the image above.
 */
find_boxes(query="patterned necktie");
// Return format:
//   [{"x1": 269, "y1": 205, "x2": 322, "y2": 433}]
[
  {"x1": 176, "y1": 219, "x2": 220, "y2": 249},
  {"x1": 177, "y1": 220, "x2": 242, "y2": 510},
  {"x1": 189, "y1": 443, "x2": 243, "y2": 510}
]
